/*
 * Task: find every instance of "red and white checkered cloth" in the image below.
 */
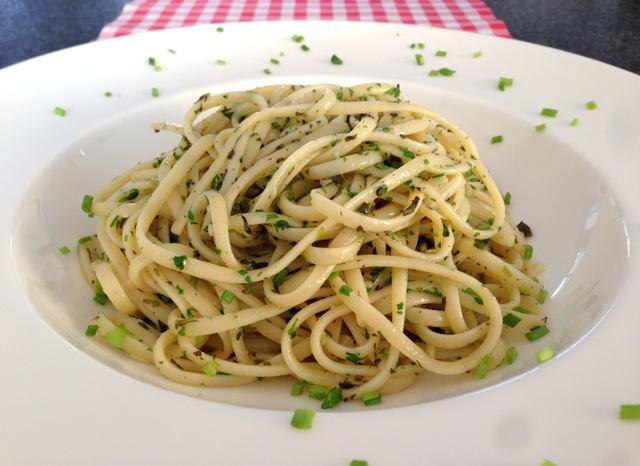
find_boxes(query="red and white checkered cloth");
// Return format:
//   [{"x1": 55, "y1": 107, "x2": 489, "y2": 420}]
[{"x1": 99, "y1": 0, "x2": 511, "y2": 39}]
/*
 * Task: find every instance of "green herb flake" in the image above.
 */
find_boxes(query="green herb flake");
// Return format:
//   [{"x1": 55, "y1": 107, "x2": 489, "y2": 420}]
[
  {"x1": 330, "y1": 54, "x2": 343, "y2": 65},
  {"x1": 503, "y1": 313, "x2": 522, "y2": 328},
  {"x1": 291, "y1": 380, "x2": 305, "y2": 396},
  {"x1": 321, "y1": 387, "x2": 343, "y2": 409},
  {"x1": 438, "y1": 67, "x2": 455, "y2": 76},
  {"x1": 362, "y1": 391, "x2": 381, "y2": 406},
  {"x1": 81, "y1": 194, "x2": 94, "y2": 216},
  {"x1": 428, "y1": 69, "x2": 439, "y2": 76},
  {"x1": 202, "y1": 361, "x2": 218, "y2": 376},
  {"x1": 78, "y1": 236, "x2": 93, "y2": 245},
  {"x1": 505, "y1": 346, "x2": 518, "y2": 364},
  {"x1": 619, "y1": 404, "x2": 640, "y2": 420},
  {"x1": 85, "y1": 324, "x2": 98, "y2": 337},
  {"x1": 513, "y1": 305, "x2": 532, "y2": 314},
  {"x1": 167, "y1": 48, "x2": 176, "y2": 54},
  {"x1": 536, "y1": 346, "x2": 555, "y2": 363},
  {"x1": 473, "y1": 50, "x2": 482, "y2": 58},
  {"x1": 503, "y1": 192, "x2": 512, "y2": 205},
  {"x1": 491, "y1": 135, "x2": 503, "y2": 144},
  {"x1": 350, "y1": 461, "x2": 368, "y2": 466},
  {"x1": 273, "y1": 267, "x2": 290, "y2": 289},
  {"x1": 53, "y1": 106, "x2": 67, "y2": 117},
  {"x1": 570, "y1": 117, "x2": 579, "y2": 126},
  {"x1": 104, "y1": 91, "x2": 113, "y2": 98},
  {"x1": 300, "y1": 44, "x2": 310, "y2": 52},
  {"x1": 339, "y1": 285, "x2": 353, "y2": 296},
  {"x1": 537, "y1": 289, "x2": 548, "y2": 304},
  {"x1": 498, "y1": 76, "x2": 513, "y2": 91},
  {"x1": 151, "y1": 87, "x2": 159, "y2": 98},
  {"x1": 462, "y1": 288, "x2": 483, "y2": 305},
  {"x1": 292, "y1": 34, "x2": 304, "y2": 43},
  {"x1": 59, "y1": 246, "x2": 71, "y2": 255},
  {"x1": 535, "y1": 123, "x2": 547, "y2": 132},
  {"x1": 586, "y1": 100, "x2": 597, "y2": 110},
  {"x1": 415, "y1": 54, "x2": 425, "y2": 66},
  {"x1": 118, "y1": 188, "x2": 139, "y2": 203},
  {"x1": 346, "y1": 352, "x2": 361, "y2": 363},
  {"x1": 474, "y1": 354, "x2": 493, "y2": 379},
  {"x1": 215, "y1": 59, "x2": 226, "y2": 66},
  {"x1": 435, "y1": 50, "x2": 447, "y2": 57},
  {"x1": 263, "y1": 68, "x2": 272, "y2": 75},
  {"x1": 287, "y1": 318, "x2": 298, "y2": 338},
  {"x1": 400, "y1": 147, "x2": 416, "y2": 159},
  {"x1": 523, "y1": 244, "x2": 534, "y2": 260},
  {"x1": 173, "y1": 255, "x2": 187, "y2": 270},
  {"x1": 525, "y1": 325, "x2": 550, "y2": 342},
  {"x1": 105, "y1": 323, "x2": 130, "y2": 349},
  {"x1": 308, "y1": 384, "x2": 329, "y2": 400},
  {"x1": 385, "y1": 84, "x2": 401, "y2": 98},
  {"x1": 216, "y1": 26, "x2": 224, "y2": 32},
  {"x1": 220, "y1": 290, "x2": 235, "y2": 303},
  {"x1": 290, "y1": 409, "x2": 315, "y2": 429},
  {"x1": 541, "y1": 107, "x2": 558, "y2": 117}
]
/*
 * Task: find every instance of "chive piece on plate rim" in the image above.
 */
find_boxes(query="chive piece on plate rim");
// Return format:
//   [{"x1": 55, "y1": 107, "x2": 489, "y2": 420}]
[
  {"x1": 540, "y1": 107, "x2": 558, "y2": 117},
  {"x1": 525, "y1": 325, "x2": 550, "y2": 342},
  {"x1": 53, "y1": 106, "x2": 66, "y2": 117},
  {"x1": 536, "y1": 346, "x2": 555, "y2": 363},
  {"x1": 58, "y1": 246, "x2": 71, "y2": 255},
  {"x1": 290, "y1": 409, "x2": 315, "y2": 429},
  {"x1": 491, "y1": 135, "x2": 503, "y2": 144},
  {"x1": 330, "y1": 54, "x2": 343, "y2": 65},
  {"x1": 619, "y1": 404, "x2": 640, "y2": 420},
  {"x1": 535, "y1": 123, "x2": 546, "y2": 132},
  {"x1": 586, "y1": 100, "x2": 597, "y2": 110}
]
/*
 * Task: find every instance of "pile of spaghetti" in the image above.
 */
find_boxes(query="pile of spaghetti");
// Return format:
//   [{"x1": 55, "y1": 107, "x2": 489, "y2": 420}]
[{"x1": 79, "y1": 83, "x2": 547, "y2": 403}]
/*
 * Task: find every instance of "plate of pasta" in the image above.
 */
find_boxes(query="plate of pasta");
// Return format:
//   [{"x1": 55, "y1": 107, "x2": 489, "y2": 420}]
[{"x1": 2, "y1": 20, "x2": 639, "y2": 465}]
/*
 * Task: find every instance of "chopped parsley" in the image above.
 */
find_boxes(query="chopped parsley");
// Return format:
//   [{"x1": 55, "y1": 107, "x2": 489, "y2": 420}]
[
  {"x1": 173, "y1": 255, "x2": 187, "y2": 270},
  {"x1": 85, "y1": 324, "x2": 98, "y2": 337},
  {"x1": 350, "y1": 460, "x2": 368, "y2": 466},
  {"x1": 330, "y1": 54, "x2": 343, "y2": 65},
  {"x1": 274, "y1": 219, "x2": 291, "y2": 232},
  {"x1": 400, "y1": 147, "x2": 416, "y2": 159}
]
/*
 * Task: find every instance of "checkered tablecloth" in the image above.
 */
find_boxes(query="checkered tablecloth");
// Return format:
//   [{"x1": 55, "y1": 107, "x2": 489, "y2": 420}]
[{"x1": 98, "y1": 0, "x2": 511, "y2": 39}]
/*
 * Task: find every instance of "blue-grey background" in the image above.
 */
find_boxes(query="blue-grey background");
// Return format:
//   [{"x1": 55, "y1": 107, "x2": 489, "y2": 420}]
[{"x1": 0, "y1": 0, "x2": 639, "y2": 73}]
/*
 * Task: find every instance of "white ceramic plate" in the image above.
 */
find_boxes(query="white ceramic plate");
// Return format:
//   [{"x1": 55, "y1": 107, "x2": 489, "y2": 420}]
[{"x1": 1, "y1": 21, "x2": 639, "y2": 465}]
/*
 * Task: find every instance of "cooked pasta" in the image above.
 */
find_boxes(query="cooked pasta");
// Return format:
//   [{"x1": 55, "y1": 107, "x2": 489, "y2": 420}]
[{"x1": 78, "y1": 83, "x2": 548, "y2": 403}]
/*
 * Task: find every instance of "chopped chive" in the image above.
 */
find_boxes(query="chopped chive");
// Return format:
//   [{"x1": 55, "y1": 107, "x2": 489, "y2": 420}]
[
  {"x1": 513, "y1": 306, "x2": 532, "y2": 314},
  {"x1": 384, "y1": 85, "x2": 401, "y2": 99},
  {"x1": 437, "y1": 67, "x2": 455, "y2": 76},
  {"x1": 541, "y1": 460, "x2": 558, "y2": 466},
  {"x1": 415, "y1": 54, "x2": 425, "y2": 66},
  {"x1": 53, "y1": 106, "x2": 67, "y2": 117},
  {"x1": 220, "y1": 290, "x2": 235, "y2": 303},
  {"x1": 619, "y1": 404, "x2": 640, "y2": 420},
  {"x1": 215, "y1": 59, "x2": 226, "y2": 65},
  {"x1": 216, "y1": 26, "x2": 224, "y2": 32},
  {"x1": 81, "y1": 194, "x2": 94, "y2": 216},
  {"x1": 525, "y1": 325, "x2": 549, "y2": 341},
  {"x1": 586, "y1": 100, "x2": 597, "y2": 110},
  {"x1": 435, "y1": 50, "x2": 447, "y2": 57},
  {"x1": 400, "y1": 147, "x2": 416, "y2": 159},
  {"x1": 537, "y1": 289, "x2": 548, "y2": 304},
  {"x1": 428, "y1": 69, "x2": 439, "y2": 76},
  {"x1": 321, "y1": 387, "x2": 342, "y2": 409},
  {"x1": 475, "y1": 355, "x2": 493, "y2": 379},
  {"x1": 270, "y1": 58, "x2": 280, "y2": 65},
  {"x1": 498, "y1": 76, "x2": 513, "y2": 91},
  {"x1": 362, "y1": 391, "x2": 381, "y2": 406},
  {"x1": 503, "y1": 313, "x2": 522, "y2": 328},
  {"x1": 85, "y1": 324, "x2": 98, "y2": 337},
  {"x1": 503, "y1": 192, "x2": 511, "y2": 205},
  {"x1": 330, "y1": 54, "x2": 343, "y2": 65},
  {"x1": 202, "y1": 361, "x2": 218, "y2": 376},
  {"x1": 523, "y1": 244, "x2": 534, "y2": 260},
  {"x1": 535, "y1": 123, "x2": 547, "y2": 132},
  {"x1": 78, "y1": 236, "x2": 93, "y2": 244},
  {"x1": 540, "y1": 107, "x2": 558, "y2": 117},
  {"x1": 104, "y1": 91, "x2": 113, "y2": 97},
  {"x1": 273, "y1": 267, "x2": 290, "y2": 290},
  {"x1": 105, "y1": 324, "x2": 130, "y2": 349},
  {"x1": 300, "y1": 44, "x2": 310, "y2": 52},
  {"x1": 173, "y1": 255, "x2": 187, "y2": 270},
  {"x1": 153, "y1": 65, "x2": 162, "y2": 72},
  {"x1": 93, "y1": 290, "x2": 108, "y2": 305},
  {"x1": 473, "y1": 50, "x2": 482, "y2": 58},
  {"x1": 292, "y1": 34, "x2": 304, "y2": 43},
  {"x1": 308, "y1": 384, "x2": 329, "y2": 400},
  {"x1": 58, "y1": 246, "x2": 71, "y2": 255},
  {"x1": 291, "y1": 380, "x2": 305, "y2": 396},
  {"x1": 176, "y1": 284, "x2": 184, "y2": 295},
  {"x1": 263, "y1": 68, "x2": 272, "y2": 75},
  {"x1": 290, "y1": 409, "x2": 315, "y2": 429},
  {"x1": 345, "y1": 352, "x2": 361, "y2": 363},
  {"x1": 328, "y1": 271, "x2": 339, "y2": 280},
  {"x1": 491, "y1": 135, "x2": 503, "y2": 144},
  {"x1": 118, "y1": 188, "x2": 139, "y2": 202},
  {"x1": 350, "y1": 461, "x2": 368, "y2": 466},
  {"x1": 167, "y1": 48, "x2": 176, "y2": 54},
  {"x1": 287, "y1": 319, "x2": 298, "y2": 338},
  {"x1": 536, "y1": 346, "x2": 555, "y2": 363},
  {"x1": 462, "y1": 288, "x2": 483, "y2": 305},
  {"x1": 339, "y1": 285, "x2": 353, "y2": 296},
  {"x1": 151, "y1": 87, "x2": 159, "y2": 98},
  {"x1": 148, "y1": 57, "x2": 156, "y2": 66},
  {"x1": 570, "y1": 117, "x2": 579, "y2": 126},
  {"x1": 505, "y1": 346, "x2": 518, "y2": 364}
]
